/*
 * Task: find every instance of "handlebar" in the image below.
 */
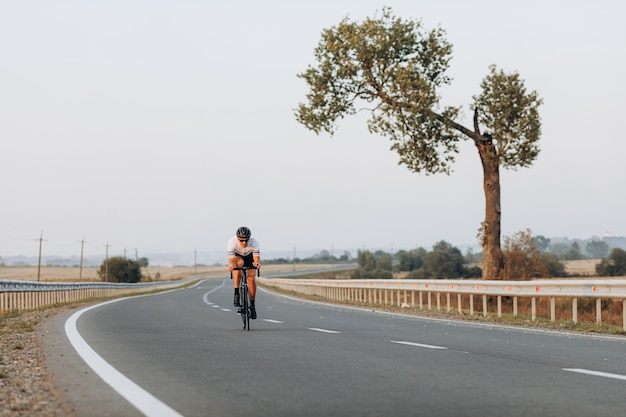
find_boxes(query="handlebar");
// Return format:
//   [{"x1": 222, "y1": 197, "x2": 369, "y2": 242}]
[{"x1": 230, "y1": 266, "x2": 260, "y2": 279}]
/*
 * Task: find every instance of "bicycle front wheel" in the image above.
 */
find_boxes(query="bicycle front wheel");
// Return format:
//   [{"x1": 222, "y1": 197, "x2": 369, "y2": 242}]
[
  {"x1": 240, "y1": 286, "x2": 248, "y2": 330},
  {"x1": 244, "y1": 287, "x2": 251, "y2": 331}
]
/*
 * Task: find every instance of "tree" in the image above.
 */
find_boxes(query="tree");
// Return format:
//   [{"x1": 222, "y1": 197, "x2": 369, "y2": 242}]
[
  {"x1": 423, "y1": 241, "x2": 465, "y2": 278},
  {"x1": 97, "y1": 256, "x2": 142, "y2": 283},
  {"x1": 353, "y1": 249, "x2": 394, "y2": 279},
  {"x1": 296, "y1": 8, "x2": 542, "y2": 280},
  {"x1": 532, "y1": 235, "x2": 550, "y2": 252},
  {"x1": 563, "y1": 242, "x2": 584, "y2": 260},
  {"x1": 396, "y1": 247, "x2": 426, "y2": 271},
  {"x1": 585, "y1": 240, "x2": 609, "y2": 259}
]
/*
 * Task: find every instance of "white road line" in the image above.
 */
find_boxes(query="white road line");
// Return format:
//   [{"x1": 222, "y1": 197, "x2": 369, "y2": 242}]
[
  {"x1": 390, "y1": 340, "x2": 448, "y2": 350},
  {"x1": 308, "y1": 327, "x2": 341, "y2": 334},
  {"x1": 221, "y1": 308, "x2": 231, "y2": 312},
  {"x1": 563, "y1": 368, "x2": 626, "y2": 381},
  {"x1": 263, "y1": 319, "x2": 284, "y2": 324},
  {"x1": 65, "y1": 299, "x2": 183, "y2": 417}
]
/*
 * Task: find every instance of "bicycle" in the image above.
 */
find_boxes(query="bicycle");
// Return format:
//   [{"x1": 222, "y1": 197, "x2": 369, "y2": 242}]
[{"x1": 230, "y1": 266, "x2": 257, "y2": 330}]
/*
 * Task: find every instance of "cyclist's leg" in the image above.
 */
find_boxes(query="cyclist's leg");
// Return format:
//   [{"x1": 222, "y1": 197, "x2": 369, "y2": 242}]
[
  {"x1": 248, "y1": 269, "x2": 257, "y2": 301},
  {"x1": 232, "y1": 256, "x2": 244, "y2": 307},
  {"x1": 242, "y1": 254, "x2": 257, "y2": 319}
]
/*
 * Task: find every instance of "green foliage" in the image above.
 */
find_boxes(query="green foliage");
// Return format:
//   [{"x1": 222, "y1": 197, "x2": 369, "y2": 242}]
[
  {"x1": 541, "y1": 253, "x2": 567, "y2": 277},
  {"x1": 369, "y1": 241, "x2": 481, "y2": 279},
  {"x1": 97, "y1": 256, "x2": 143, "y2": 283},
  {"x1": 351, "y1": 268, "x2": 393, "y2": 280},
  {"x1": 356, "y1": 250, "x2": 392, "y2": 272},
  {"x1": 296, "y1": 7, "x2": 460, "y2": 175},
  {"x1": 422, "y1": 241, "x2": 465, "y2": 278},
  {"x1": 596, "y1": 248, "x2": 626, "y2": 276},
  {"x1": 473, "y1": 65, "x2": 543, "y2": 169},
  {"x1": 396, "y1": 248, "x2": 426, "y2": 271},
  {"x1": 296, "y1": 8, "x2": 542, "y2": 176}
]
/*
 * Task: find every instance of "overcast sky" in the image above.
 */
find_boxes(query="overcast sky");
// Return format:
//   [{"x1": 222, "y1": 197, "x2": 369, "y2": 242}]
[{"x1": 1, "y1": 0, "x2": 624, "y2": 262}]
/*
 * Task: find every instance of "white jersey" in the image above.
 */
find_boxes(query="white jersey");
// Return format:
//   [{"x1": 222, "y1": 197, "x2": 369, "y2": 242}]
[{"x1": 227, "y1": 236, "x2": 260, "y2": 259}]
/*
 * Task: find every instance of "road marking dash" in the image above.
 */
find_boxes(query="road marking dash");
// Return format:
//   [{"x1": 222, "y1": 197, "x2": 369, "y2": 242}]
[
  {"x1": 263, "y1": 319, "x2": 284, "y2": 324},
  {"x1": 563, "y1": 368, "x2": 626, "y2": 381},
  {"x1": 308, "y1": 327, "x2": 341, "y2": 334},
  {"x1": 390, "y1": 340, "x2": 448, "y2": 350}
]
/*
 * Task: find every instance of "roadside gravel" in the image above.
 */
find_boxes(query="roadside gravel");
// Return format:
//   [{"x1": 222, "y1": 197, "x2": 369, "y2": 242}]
[{"x1": 0, "y1": 306, "x2": 75, "y2": 417}]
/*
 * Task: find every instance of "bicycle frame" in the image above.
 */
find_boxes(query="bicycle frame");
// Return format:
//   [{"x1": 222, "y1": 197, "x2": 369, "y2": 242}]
[{"x1": 231, "y1": 266, "x2": 257, "y2": 330}]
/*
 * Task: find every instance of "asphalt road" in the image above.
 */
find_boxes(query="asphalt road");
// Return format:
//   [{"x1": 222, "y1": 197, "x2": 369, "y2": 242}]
[{"x1": 44, "y1": 278, "x2": 626, "y2": 417}]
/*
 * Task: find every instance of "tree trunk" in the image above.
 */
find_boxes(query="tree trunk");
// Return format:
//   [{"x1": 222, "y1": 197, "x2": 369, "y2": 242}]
[{"x1": 477, "y1": 140, "x2": 504, "y2": 279}]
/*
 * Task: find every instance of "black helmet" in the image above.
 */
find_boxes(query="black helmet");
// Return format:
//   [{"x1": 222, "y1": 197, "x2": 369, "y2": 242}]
[{"x1": 236, "y1": 226, "x2": 252, "y2": 239}]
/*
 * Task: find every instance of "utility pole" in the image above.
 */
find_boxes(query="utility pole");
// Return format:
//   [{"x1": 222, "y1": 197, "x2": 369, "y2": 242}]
[
  {"x1": 105, "y1": 241, "x2": 110, "y2": 282},
  {"x1": 36, "y1": 230, "x2": 46, "y2": 281},
  {"x1": 79, "y1": 236, "x2": 86, "y2": 281}
]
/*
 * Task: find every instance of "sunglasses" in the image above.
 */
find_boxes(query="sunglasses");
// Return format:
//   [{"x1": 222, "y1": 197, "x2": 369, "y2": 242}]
[{"x1": 238, "y1": 239, "x2": 249, "y2": 242}]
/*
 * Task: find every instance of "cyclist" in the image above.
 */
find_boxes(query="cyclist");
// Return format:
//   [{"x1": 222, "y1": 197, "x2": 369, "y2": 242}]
[{"x1": 227, "y1": 226, "x2": 260, "y2": 319}]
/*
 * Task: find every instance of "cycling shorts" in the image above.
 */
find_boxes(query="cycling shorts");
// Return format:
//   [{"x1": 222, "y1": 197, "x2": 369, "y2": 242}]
[{"x1": 237, "y1": 253, "x2": 255, "y2": 268}]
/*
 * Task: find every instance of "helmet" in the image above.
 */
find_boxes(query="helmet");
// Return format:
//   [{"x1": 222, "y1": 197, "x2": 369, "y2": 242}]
[{"x1": 236, "y1": 226, "x2": 252, "y2": 239}]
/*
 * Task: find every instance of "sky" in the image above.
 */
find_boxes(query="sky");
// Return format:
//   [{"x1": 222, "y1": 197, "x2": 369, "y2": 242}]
[{"x1": 1, "y1": 0, "x2": 625, "y2": 264}]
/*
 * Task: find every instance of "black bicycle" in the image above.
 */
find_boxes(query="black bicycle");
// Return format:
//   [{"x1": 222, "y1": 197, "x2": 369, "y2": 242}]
[{"x1": 230, "y1": 266, "x2": 257, "y2": 330}]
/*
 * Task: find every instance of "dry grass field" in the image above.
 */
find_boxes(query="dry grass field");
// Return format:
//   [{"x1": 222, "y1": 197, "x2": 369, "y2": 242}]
[
  {"x1": 0, "y1": 263, "x2": 335, "y2": 282},
  {"x1": 562, "y1": 259, "x2": 600, "y2": 276},
  {"x1": 0, "y1": 259, "x2": 602, "y2": 282}
]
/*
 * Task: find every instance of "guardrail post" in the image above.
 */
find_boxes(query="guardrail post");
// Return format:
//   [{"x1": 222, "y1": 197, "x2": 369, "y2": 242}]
[
  {"x1": 482, "y1": 295, "x2": 487, "y2": 317},
  {"x1": 572, "y1": 298, "x2": 578, "y2": 323},
  {"x1": 446, "y1": 293, "x2": 451, "y2": 312},
  {"x1": 457, "y1": 293, "x2": 461, "y2": 314},
  {"x1": 531, "y1": 297, "x2": 536, "y2": 321},
  {"x1": 419, "y1": 291, "x2": 423, "y2": 309},
  {"x1": 470, "y1": 294, "x2": 474, "y2": 316},
  {"x1": 513, "y1": 297, "x2": 518, "y2": 317},
  {"x1": 411, "y1": 291, "x2": 415, "y2": 308},
  {"x1": 550, "y1": 297, "x2": 556, "y2": 322},
  {"x1": 497, "y1": 296, "x2": 502, "y2": 318},
  {"x1": 427, "y1": 292, "x2": 432, "y2": 310},
  {"x1": 623, "y1": 300, "x2": 626, "y2": 332},
  {"x1": 436, "y1": 292, "x2": 441, "y2": 311},
  {"x1": 596, "y1": 299, "x2": 602, "y2": 325}
]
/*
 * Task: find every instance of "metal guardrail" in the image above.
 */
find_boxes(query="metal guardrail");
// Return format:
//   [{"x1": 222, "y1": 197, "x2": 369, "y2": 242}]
[
  {"x1": 0, "y1": 276, "x2": 202, "y2": 313},
  {"x1": 258, "y1": 276, "x2": 626, "y2": 331}
]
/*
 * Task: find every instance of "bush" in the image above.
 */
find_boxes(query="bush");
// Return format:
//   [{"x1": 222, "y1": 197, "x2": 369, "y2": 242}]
[
  {"x1": 97, "y1": 256, "x2": 143, "y2": 283},
  {"x1": 596, "y1": 248, "x2": 626, "y2": 276},
  {"x1": 351, "y1": 268, "x2": 393, "y2": 280},
  {"x1": 502, "y1": 229, "x2": 566, "y2": 280}
]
